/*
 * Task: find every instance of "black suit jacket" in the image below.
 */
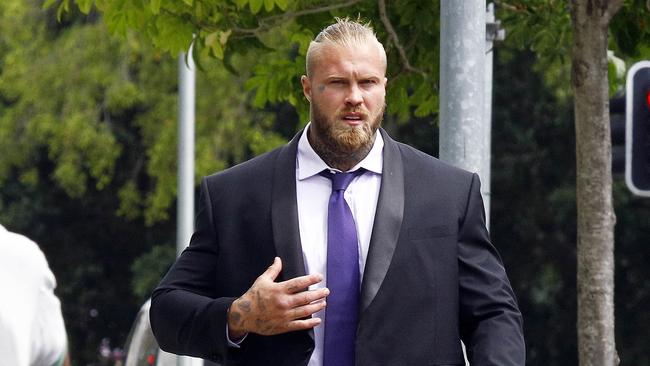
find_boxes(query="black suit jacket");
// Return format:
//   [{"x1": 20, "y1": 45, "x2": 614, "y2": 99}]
[{"x1": 150, "y1": 129, "x2": 525, "y2": 366}]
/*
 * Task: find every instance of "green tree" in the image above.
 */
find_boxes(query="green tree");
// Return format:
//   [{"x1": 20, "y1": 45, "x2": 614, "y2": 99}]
[
  {"x1": 570, "y1": 1, "x2": 622, "y2": 364},
  {"x1": 1, "y1": 0, "x2": 294, "y2": 228},
  {"x1": 52, "y1": 0, "x2": 441, "y2": 124},
  {"x1": 495, "y1": 1, "x2": 650, "y2": 365}
]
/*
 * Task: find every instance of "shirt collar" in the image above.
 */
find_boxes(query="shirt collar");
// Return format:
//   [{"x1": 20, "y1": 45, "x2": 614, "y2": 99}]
[{"x1": 297, "y1": 122, "x2": 384, "y2": 181}]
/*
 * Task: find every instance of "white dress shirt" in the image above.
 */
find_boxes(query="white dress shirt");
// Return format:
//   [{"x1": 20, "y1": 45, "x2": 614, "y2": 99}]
[
  {"x1": 0, "y1": 225, "x2": 68, "y2": 366},
  {"x1": 296, "y1": 124, "x2": 383, "y2": 366}
]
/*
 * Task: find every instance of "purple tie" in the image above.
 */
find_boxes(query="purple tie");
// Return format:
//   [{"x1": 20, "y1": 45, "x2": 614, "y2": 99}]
[{"x1": 320, "y1": 169, "x2": 365, "y2": 366}]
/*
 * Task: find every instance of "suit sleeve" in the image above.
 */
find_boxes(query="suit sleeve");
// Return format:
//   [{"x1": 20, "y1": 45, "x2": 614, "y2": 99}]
[
  {"x1": 150, "y1": 177, "x2": 236, "y2": 364},
  {"x1": 458, "y1": 173, "x2": 526, "y2": 365}
]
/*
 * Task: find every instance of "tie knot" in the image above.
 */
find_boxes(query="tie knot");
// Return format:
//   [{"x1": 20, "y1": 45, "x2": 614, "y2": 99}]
[{"x1": 320, "y1": 169, "x2": 365, "y2": 191}]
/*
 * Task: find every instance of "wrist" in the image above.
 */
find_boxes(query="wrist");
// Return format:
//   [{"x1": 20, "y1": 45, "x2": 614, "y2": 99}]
[{"x1": 227, "y1": 297, "x2": 248, "y2": 340}]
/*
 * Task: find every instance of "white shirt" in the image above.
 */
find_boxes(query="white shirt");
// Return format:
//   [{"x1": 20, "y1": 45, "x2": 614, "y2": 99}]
[
  {"x1": 296, "y1": 124, "x2": 383, "y2": 366},
  {"x1": 0, "y1": 225, "x2": 68, "y2": 366}
]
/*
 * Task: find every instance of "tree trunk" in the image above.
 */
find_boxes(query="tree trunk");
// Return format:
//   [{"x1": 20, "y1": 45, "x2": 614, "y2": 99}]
[{"x1": 570, "y1": 0, "x2": 623, "y2": 365}]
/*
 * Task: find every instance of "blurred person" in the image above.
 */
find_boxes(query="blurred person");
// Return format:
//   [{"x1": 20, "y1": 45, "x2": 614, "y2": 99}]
[
  {"x1": 151, "y1": 18, "x2": 525, "y2": 366},
  {"x1": 0, "y1": 224, "x2": 69, "y2": 366}
]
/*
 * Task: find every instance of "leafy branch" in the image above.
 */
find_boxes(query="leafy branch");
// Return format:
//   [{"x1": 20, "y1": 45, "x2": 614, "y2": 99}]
[
  {"x1": 377, "y1": 0, "x2": 426, "y2": 76},
  {"x1": 210, "y1": 0, "x2": 364, "y2": 37}
]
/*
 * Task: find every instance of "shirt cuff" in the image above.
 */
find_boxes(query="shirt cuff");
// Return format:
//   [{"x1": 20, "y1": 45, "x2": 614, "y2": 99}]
[{"x1": 225, "y1": 324, "x2": 248, "y2": 348}]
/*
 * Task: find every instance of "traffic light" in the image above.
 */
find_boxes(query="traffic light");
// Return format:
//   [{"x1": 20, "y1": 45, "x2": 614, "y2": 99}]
[{"x1": 626, "y1": 61, "x2": 650, "y2": 196}]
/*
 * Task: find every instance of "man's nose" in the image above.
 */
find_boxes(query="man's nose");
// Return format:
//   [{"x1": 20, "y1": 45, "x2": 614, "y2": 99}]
[{"x1": 345, "y1": 84, "x2": 363, "y2": 106}]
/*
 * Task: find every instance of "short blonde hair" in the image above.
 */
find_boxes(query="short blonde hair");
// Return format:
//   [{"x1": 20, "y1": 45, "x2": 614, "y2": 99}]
[{"x1": 306, "y1": 17, "x2": 387, "y2": 77}]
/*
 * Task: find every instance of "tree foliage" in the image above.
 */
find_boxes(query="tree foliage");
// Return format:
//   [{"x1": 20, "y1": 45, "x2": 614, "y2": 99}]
[
  {"x1": 495, "y1": 1, "x2": 650, "y2": 365},
  {"x1": 495, "y1": 0, "x2": 650, "y2": 96},
  {"x1": 50, "y1": 0, "x2": 440, "y2": 124},
  {"x1": 2, "y1": 0, "x2": 291, "y2": 226}
]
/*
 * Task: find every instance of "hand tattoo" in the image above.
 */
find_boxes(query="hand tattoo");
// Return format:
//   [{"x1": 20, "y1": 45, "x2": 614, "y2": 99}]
[{"x1": 238, "y1": 300, "x2": 252, "y2": 313}]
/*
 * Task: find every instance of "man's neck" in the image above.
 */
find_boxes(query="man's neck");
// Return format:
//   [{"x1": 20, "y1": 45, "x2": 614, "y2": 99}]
[{"x1": 307, "y1": 129, "x2": 374, "y2": 172}]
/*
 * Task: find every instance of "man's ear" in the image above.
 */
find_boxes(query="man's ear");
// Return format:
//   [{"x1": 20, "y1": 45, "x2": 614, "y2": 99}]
[{"x1": 301, "y1": 75, "x2": 311, "y2": 103}]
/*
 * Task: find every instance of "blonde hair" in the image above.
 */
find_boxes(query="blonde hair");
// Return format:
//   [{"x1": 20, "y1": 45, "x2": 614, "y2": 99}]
[{"x1": 306, "y1": 17, "x2": 387, "y2": 77}]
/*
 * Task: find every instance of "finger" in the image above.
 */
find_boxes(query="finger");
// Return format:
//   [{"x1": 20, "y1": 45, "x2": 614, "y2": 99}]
[
  {"x1": 284, "y1": 317, "x2": 322, "y2": 332},
  {"x1": 281, "y1": 273, "x2": 324, "y2": 293},
  {"x1": 288, "y1": 288, "x2": 329, "y2": 307},
  {"x1": 289, "y1": 301, "x2": 327, "y2": 320},
  {"x1": 263, "y1": 257, "x2": 282, "y2": 281}
]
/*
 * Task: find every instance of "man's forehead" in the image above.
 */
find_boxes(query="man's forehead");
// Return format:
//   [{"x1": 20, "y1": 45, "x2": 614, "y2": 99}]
[
  {"x1": 319, "y1": 41, "x2": 383, "y2": 57},
  {"x1": 315, "y1": 42, "x2": 386, "y2": 71}
]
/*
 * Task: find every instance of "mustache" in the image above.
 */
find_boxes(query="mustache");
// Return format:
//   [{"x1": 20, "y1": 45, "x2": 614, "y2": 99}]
[{"x1": 339, "y1": 108, "x2": 369, "y2": 117}]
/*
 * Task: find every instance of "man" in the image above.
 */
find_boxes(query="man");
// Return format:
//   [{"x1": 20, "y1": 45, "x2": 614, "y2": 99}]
[
  {"x1": 0, "y1": 224, "x2": 69, "y2": 366},
  {"x1": 151, "y1": 18, "x2": 525, "y2": 366}
]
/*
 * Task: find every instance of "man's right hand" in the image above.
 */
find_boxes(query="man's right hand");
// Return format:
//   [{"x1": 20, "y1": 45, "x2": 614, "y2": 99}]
[{"x1": 227, "y1": 257, "x2": 329, "y2": 339}]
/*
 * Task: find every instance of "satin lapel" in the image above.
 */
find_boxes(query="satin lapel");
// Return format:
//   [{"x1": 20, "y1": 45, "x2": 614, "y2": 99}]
[
  {"x1": 360, "y1": 129, "x2": 405, "y2": 312},
  {"x1": 271, "y1": 132, "x2": 307, "y2": 281},
  {"x1": 271, "y1": 131, "x2": 314, "y2": 345}
]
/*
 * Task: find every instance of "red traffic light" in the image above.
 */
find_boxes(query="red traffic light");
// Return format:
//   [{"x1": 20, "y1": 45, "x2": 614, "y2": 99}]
[{"x1": 647, "y1": 89, "x2": 650, "y2": 110}]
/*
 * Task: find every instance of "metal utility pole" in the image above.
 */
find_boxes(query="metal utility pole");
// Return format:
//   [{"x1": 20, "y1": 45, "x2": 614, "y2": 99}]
[
  {"x1": 176, "y1": 52, "x2": 199, "y2": 366},
  {"x1": 177, "y1": 51, "x2": 195, "y2": 257},
  {"x1": 439, "y1": 0, "x2": 489, "y2": 225},
  {"x1": 483, "y1": 3, "x2": 505, "y2": 228}
]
